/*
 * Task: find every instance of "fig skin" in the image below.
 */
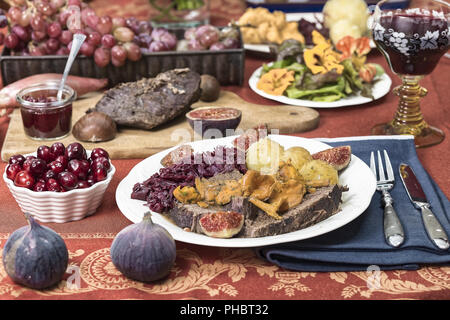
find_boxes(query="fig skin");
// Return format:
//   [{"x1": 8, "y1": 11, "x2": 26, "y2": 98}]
[
  {"x1": 200, "y1": 74, "x2": 221, "y2": 102},
  {"x1": 72, "y1": 111, "x2": 117, "y2": 143},
  {"x1": 312, "y1": 146, "x2": 352, "y2": 171}
]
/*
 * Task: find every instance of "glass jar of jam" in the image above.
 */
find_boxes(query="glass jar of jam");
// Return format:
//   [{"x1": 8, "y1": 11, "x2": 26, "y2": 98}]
[{"x1": 16, "y1": 81, "x2": 76, "y2": 140}]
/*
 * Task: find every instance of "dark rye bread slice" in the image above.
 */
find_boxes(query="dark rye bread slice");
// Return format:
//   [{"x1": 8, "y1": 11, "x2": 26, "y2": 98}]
[{"x1": 165, "y1": 184, "x2": 346, "y2": 237}]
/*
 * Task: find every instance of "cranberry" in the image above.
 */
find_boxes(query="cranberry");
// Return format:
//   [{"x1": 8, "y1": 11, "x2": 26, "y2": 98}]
[
  {"x1": 8, "y1": 154, "x2": 25, "y2": 166},
  {"x1": 33, "y1": 179, "x2": 47, "y2": 192},
  {"x1": 91, "y1": 156, "x2": 110, "y2": 171},
  {"x1": 37, "y1": 145, "x2": 56, "y2": 162},
  {"x1": 90, "y1": 148, "x2": 109, "y2": 160},
  {"x1": 14, "y1": 171, "x2": 35, "y2": 189},
  {"x1": 49, "y1": 160, "x2": 65, "y2": 174},
  {"x1": 76, "y1": 180, "x2": 90, "y2": 189},
  {"x1": 50, "y1": 142, "x2": 65, "y2": 157},
  {"x1": 54, "y1": 155, "x2": 68, "y2": 169},
  {"x1": 58, "y1": 171, "x2": 78, "y2": 190},
  {"x1": 68, "y1": 159, "x2": 89, "y2": 180},
  {"x1": 86, "y1": 175, "x2": 96, "y2": 186},
  {"x1": 29, "y1": 158, "x2": 47, "y2": 177},
  {"x1": 22, "y1": 156, "x2": 36, "y2": 172},
  {"x1": 44, "y1": 169, "x2": 57, "y2": 181},
  {"x1": 6, "y1": 163, "x2": 22, "y2": 181},
  {"x1": 65, "y1": 142, "x2": 87, "y2": 160},
  {"x1": 46, "y1": 178, "x2": 63, "y2": 192},
  {"x1": 92, "y1": 165, "x2": 108, "y2": 182}
]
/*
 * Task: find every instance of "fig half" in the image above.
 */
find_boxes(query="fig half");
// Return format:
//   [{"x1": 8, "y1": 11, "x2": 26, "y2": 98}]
[
  {"x1": 199, "y1": 211, "x2": 244, "y2": 238},
  {"x1": 186, "y1": 106, "x2": 242, "y2": 138},
  {"x1": 312, "y1": 146, "x2": 352, "y2": 171}
]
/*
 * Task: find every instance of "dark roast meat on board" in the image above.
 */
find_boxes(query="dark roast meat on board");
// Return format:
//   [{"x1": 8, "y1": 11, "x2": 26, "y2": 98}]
[{"x1": 95, "y1": 68, "x2": 201, "y2": 130}]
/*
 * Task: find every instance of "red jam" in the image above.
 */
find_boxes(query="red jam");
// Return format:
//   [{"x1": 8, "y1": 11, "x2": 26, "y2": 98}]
[{"x1": 17, "y1": 83, "x2": 75, "y2": 140}]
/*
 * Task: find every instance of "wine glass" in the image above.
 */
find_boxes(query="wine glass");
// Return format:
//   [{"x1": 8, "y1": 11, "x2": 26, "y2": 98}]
[{"x1": 370, "y1": 0, "x2": 449, "y2": 147}]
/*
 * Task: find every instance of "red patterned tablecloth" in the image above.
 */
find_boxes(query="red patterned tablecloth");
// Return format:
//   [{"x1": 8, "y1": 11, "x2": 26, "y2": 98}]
[{"x1": 0, "y1": 0, "x2": 449, "y2": 300}]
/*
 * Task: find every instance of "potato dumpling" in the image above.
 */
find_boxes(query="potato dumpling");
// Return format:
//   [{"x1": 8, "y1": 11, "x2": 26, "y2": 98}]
[
  {"x1": 246, "y1": 138, "x2": 285, "y2": 174},
  {"x1": 323, "y1": 0, "x2": 369, "y2": 43},
  {"x1": 329, "y1": 19, "x2": 362, "y2": 45},
  {"x1": 280, "y1": 146, "x2": 312, "y2": 172},
  {"x1": 298, "y1": 160, "x2": 338, "y2": 187}
]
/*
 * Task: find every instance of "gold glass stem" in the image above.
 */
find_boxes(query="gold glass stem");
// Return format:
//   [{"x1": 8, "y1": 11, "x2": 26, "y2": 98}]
[
  {"x1": 390, "y1": 75, "x2": 428, "y2": 135},
  {"x1": 371, "y1": 75, "x2": 445, "y2": 148}
]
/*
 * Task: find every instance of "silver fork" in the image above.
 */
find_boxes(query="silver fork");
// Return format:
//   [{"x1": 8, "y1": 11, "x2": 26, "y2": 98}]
[{"x1": 370, "y1": 150, "x2": 405, "y2": 247}]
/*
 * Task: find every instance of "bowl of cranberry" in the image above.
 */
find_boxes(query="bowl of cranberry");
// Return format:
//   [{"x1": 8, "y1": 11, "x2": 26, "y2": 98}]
[{"x1": 3, "y1": 142, "x2": 115, "y2": 223}]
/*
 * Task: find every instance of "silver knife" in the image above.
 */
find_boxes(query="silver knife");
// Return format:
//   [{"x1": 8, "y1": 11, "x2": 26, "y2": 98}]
[{"x1": 399, "y1": 163, "x2": 449, "y2": 250}]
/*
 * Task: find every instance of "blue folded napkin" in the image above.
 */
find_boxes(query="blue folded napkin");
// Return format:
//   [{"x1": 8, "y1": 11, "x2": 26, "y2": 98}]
[{"x1": 258, "y1": 135, "x2": 450, "y2": 271}]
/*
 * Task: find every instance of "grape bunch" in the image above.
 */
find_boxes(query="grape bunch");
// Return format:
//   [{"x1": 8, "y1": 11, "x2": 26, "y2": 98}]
[
  {"x1": 0, "y1": 0, "x2": 178, "y2": 67},
  {"x1": 183, "y1": 25, "x2": 240, "y2": 51}
]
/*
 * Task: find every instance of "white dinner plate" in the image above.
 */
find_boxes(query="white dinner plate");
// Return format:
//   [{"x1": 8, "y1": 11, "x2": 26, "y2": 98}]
[
  {"x1": 116, "y1": 135, "x2": 376, "y2": 248},
  {"x1": 243, "y1": 12, "x2": 375, "y2": 54},
  {"x1": 249, "y1": 65, "x2": 392, "y2": 108}
]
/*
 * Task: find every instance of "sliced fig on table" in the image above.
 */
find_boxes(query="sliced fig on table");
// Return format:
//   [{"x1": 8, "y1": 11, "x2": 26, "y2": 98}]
[
  {"x1": 199, "y1": 211, "x2": 244, "y2": 238},
  {"x1": 312, "y1": 146, "x2": 352, "y2": 171}
]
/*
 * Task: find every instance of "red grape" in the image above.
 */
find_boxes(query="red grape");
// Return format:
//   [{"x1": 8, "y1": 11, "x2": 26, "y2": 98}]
[
  {"x1": 35, "y1": 0, "x2": 54, "y2": 16},
  {"x1": 195, "y1": 25, "x2": 220, "y2": 48},
  {"x1": 101, "y1": 33, "x2": 116, "y2": 48},
  {"x1": 7, "y1": 7, "x2": 22, "y2": 24},
  {"x1": 138, "y1": 21, "x2": 152, "y2": 34},
  {"x1": 0, "y1": 33, "x2": 4, "y2": 46},
  {"x1": 32, "y1": 30, "x2": 47, "y2": 42},
  {"x1": 59, "y1": 30, "x2": 73, "y2": 45},
  {"x1": 125, "y1": 17, "x2": 140, "y2": 34},
  {"x1": 97, "y1": 16, "x2": 113, "y2": 35},
  {"x1": 94, "y1": 47, "x2": 110, "y2": 67},
  {"x1": 87, "y1": 31, "x2": 101, "y2": 46},
  {"x1": 58, "y1": 9, "x2": 70, "y2": 25},
  {"x1": 31, "y1": 14, "x2": 46, "y2": 31},
  {"x1": 81, "y1": 7, "x2": 96, "y2": 25},
  {"x1": 79, "y1": 42, "x2": 95, "y2": 56},
  {"x1": 56, "y1": 46, "x2": 70, "y2": 55},
  {"x1": 111, "y1": 55, "x2": 125, "y2": 67},
  {"x1": 5, "y1": 33, "x2": 19, "y2": 49},
  {"x1": 111, "y1": 45, "x2": 127, "y2": 62},
  {"x1": 47, "y1": 22, "x2": 62, "y2": 38},
  {"x1": 46, "y1": 38, "x2": 60, "y2": 53},
  {"x1": 123, "y1": 42, "x2": 141, "y2": 61},
  {"x1": 86, "y1": 14, "x2": 99, "y2": 30},
  {"x1": 11, "y1": 25, "x2": 30, "y2": 42},
  {"x1": 209, "y1": 42, "x2": 226, "y2": 51}
]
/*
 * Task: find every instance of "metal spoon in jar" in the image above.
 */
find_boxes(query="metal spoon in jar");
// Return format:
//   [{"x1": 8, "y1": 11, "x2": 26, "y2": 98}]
[{"x1": 57, "y1": 33, "x2": 86, "y2": 101}]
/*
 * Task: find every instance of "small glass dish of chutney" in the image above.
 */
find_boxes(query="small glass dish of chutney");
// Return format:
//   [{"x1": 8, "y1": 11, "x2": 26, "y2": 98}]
[{"x1": 16, "y1": 81, "x2": 76, "y2": 140}]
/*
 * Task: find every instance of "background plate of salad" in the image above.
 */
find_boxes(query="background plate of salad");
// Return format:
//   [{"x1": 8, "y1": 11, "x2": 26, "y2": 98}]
[{"x1": 249, "y1": 62, "x2": 392, "y2": 108}]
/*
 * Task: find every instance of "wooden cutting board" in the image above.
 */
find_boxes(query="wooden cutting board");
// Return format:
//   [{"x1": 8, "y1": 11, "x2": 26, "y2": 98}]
[{"x1": 1, "y1": 90, "x2": 319, "y2": 161}]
